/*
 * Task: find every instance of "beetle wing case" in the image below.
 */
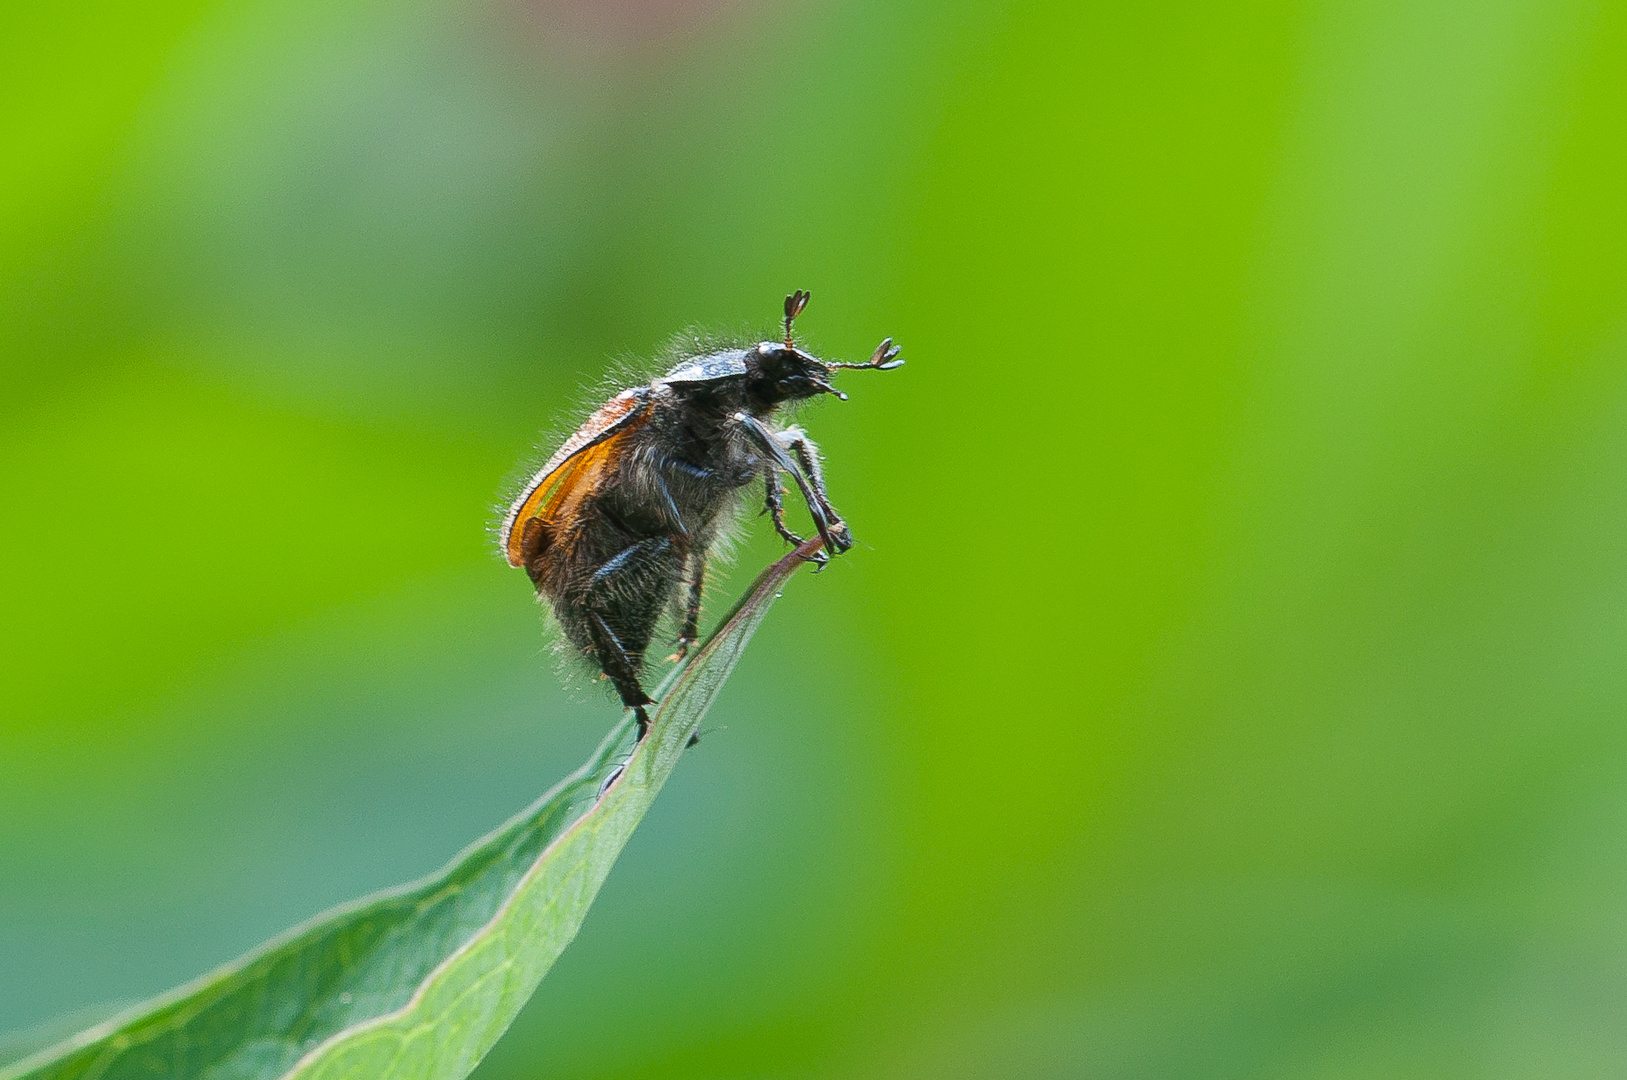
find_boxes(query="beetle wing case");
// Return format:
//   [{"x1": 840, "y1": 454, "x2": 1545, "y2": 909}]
[{"x1": 499, "y1": 387, "x2": 652, "y2": 566}]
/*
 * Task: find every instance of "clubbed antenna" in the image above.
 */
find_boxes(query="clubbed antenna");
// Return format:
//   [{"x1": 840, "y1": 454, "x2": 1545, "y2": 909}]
[
  {"x1": 783, "y1": 289, "x2": 810, "y2": 347},
  {"x1": 829, "y1": 337, "x2": 905, "y2": 371}
]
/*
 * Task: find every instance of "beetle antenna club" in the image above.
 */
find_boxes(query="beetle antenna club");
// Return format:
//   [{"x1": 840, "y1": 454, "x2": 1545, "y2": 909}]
[
  {"x1": 499, "y1": 290, "x2": 902, "y2": 741},
  {"x1": 829, "y1": 336, "x2": 906, "y2": 371},
  {"x1": 783, "y1": 289, "x2": 810, "y2": 347}
]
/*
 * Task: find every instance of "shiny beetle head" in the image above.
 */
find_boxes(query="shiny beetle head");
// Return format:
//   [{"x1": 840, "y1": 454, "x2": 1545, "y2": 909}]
[
  {"x1": 745, "y1": 342, "x2": 843, "y2": 404},
  {"x1": 744, "y1": 290, "x2": 903, "y2": 407}
]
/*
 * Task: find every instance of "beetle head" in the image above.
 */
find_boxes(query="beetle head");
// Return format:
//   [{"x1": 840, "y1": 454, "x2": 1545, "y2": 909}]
[
  {"x1": 742, "y1": 290, "x2": 904, "y2": 408},
  {"x1": 746, "y1": 342, "x2": 844, "y2": 405}
]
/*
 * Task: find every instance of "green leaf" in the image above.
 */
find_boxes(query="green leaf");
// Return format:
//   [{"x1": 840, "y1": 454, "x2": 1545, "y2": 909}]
[{"x1": 2, "y1": 541, "x2": 823, "y2": 1080}]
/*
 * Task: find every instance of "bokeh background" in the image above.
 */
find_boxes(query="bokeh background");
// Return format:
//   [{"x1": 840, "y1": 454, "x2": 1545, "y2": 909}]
[{"x1": 5, "y1": 0, "x2": 1627, "y2": 1075}]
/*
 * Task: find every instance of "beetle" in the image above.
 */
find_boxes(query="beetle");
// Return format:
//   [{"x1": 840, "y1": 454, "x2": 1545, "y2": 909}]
[{"x1": 499, "y1": 291, "x2": 902, "y2": 740}]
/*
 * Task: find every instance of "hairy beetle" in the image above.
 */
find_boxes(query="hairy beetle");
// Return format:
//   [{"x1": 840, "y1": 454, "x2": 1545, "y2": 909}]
[{"x1": 499, "y1": 291, "x2": 902, "y2": 738}]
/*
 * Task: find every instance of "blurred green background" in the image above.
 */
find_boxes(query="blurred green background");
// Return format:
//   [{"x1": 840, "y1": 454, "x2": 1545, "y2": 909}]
[{"x1": 5, "y1": 0, "x2": 1627, "y2": 1075}]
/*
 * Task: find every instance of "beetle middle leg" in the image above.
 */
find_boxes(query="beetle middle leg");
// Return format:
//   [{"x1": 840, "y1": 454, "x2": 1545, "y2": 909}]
[
  {"x1": 672, "y1": 550, "x2": 708, "y2": 750},
  {"x1": 647, "y1": 467, "x2": 692, "y2": 542},
  {"x1": 671, "y1": 549, "x2": 706, "y2": 661},
  {"x1": 762, "y1": 465, "x2": 806, "y2": 546}
]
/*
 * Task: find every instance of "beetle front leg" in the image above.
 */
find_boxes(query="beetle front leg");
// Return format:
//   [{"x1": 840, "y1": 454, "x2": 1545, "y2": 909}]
[
  {"x1": 775, "y1": 426, "x2": 850, "y2": 550},
  {"x1": 735, "y1": 412, "x2": 844, "y2": 560}
]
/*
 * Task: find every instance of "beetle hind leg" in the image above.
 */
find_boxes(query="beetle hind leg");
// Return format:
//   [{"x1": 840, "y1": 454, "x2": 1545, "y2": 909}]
[
  {"x1": 587, "y1": 611, "x2": 655, "y2": 705},
  {"x1": 583, "y1": 537, "x2": 681, "y2": 739}
]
